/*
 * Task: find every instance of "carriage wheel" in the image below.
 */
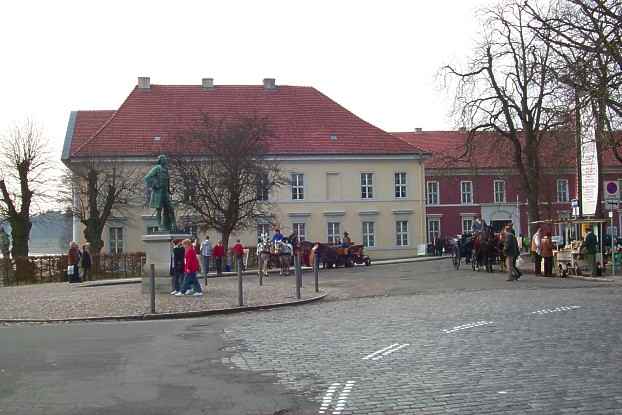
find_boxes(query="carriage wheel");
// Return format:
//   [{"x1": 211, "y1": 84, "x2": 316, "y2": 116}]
[{"x1": 364, "y1": 257, "x2": 371, "y2": 266}]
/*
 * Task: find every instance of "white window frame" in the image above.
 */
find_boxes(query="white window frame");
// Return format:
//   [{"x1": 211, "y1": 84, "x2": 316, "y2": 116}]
[
  {"x1": 556, "y1": 179, "x2": 569, "y2": 202},
  {"x1": 293, "y1": 222, "x2": 306, "y2": 242},
  {"x1": 109, "y1": 226, "x2": 124, "y2": 254},
  {"x1": 328, "y1": 222, "x2": 341, "y2": 245},
  {"x1": 494, "y1": 180, "x2": 506, "y2": 203},
  {"x1": 394, "y1": 172, "x2": 407, "y2": 199},
  {"x1": 396, "y1": 220, "x2": 409, "y2": 246},
  {"x1": 462, "y1": 217, "x2": 474, "y2": 234},
  {"x1": 426, "y1": 217, "x2": 440, "y2": 243},
  {"x1": 460, "y1": 181, "x2": 473, "y2": 205},
  {"x1": 146, "y1": 226, "x2": 159, "y2": 235},
  {"x1": 291, "y1": 173, "x2": 304, "y2": 200},
  {"x1": 361, "y1": 172, "x2": 374, "y2": 199},
  {"x1": 257, "y1": 175, "x2": 270, "y2": 201},
  {"x1": 362, "y1": 221, "x2": 375, "y2": 248},
  {"x1": 426, "y1": 181, "x2": 439, "y2": 205}
]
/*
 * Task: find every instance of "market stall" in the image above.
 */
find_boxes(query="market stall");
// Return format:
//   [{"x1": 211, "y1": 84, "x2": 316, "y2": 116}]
[{"x1": 530, "y1": 218, "x2": 608, "y2": 277}]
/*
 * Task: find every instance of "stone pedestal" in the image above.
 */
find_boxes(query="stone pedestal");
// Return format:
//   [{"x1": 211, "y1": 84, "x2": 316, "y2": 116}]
[{"x1": 142, "y1": 233, "x2": 191, "y2": 293}]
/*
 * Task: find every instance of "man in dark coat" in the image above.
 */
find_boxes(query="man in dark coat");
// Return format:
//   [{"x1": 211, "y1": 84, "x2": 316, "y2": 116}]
[{"x1": 503, "y1": 225, "x2": 521, "y2": 281}]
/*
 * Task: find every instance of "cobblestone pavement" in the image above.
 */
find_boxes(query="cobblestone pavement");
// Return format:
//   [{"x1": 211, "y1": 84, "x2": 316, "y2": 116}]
[
  {"x1": 218, "y1": 261, "x2": 622, "y2": 414},
  {"x1": 0, "y1": 274, "x2": 320, "y2": 320}
]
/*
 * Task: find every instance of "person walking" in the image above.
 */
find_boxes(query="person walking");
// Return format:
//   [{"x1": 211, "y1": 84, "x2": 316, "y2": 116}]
[
  {"x1": 67, "y1": 242, "x2": 82, "y2": 283},
  {"x1": 531, "y1": 227, "x2": 542, "y2": 275},
  {"x1": 176, "y1": 239, "x2": 203, "y2": 296},
  {"x1": 504, "y1": 225, "x2": 521, "y2": 281},
  {"x1": 81, "y1": 243, "x2": 92, "y2": 281},
  {"x1": 582, "y1": 228, "x2": 598, "y2": 276},
  {"x1": 200, "y1": 236, "x2": 213, "y2": 280},
  {"x1": 541, "y1": 232, "x2": 554, "y2": 277},
  {"x1": 170, "y1": 239, "x2": 185, "y2": 295},
  {"x1": 232, "y1": 239, "x2": 245, "y2": 271},
  {"x1": 213, "y1": 240, "x2": 225, "y2": 277}
]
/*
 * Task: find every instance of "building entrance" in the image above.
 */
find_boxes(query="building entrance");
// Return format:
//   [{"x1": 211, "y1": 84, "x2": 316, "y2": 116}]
[{"x1": 490, "y1": 220, "x2": 511, "y2": 233}]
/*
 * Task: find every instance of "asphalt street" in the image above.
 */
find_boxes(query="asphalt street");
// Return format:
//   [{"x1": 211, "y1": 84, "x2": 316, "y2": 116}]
[{"x1": 1, "y1": 260, "x2": 622, "y2": 414}]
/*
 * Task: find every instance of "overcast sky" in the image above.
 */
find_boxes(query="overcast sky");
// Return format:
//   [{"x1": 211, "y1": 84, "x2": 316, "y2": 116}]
[{"x1": 0, "y1": 0, "x2": 491, "y2": 162}]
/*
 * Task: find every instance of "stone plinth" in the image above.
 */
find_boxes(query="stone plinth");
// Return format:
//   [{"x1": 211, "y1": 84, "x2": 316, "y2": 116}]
[{"x1": 142, "y1": 233, "x2": 191, "y2": 293}]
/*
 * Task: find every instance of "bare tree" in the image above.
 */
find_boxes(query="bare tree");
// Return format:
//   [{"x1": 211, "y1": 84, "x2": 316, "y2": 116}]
[
  {"x1": 61, "y1": 158, "x2": 141, "y2": 254},
  {"x1": 526, "y1": 0, "x2": 622, "y2": 160},
  {"x1": 443, "y1": 1, "x2": 569, "y2": 232},
  {"x1": 0, "y1": 120, "x2": 50, "y2": 268},
  {"x1": 170, "y1": 114, "x2": 285, "y2": 251}
]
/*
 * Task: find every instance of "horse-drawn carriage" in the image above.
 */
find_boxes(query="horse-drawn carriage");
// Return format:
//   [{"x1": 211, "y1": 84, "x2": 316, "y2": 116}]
[
  {"x1": 312, "y1": 243, "x2": 371, "y2": 268},
  {"x1": 451, "y1": 230, "x2": 506, "y2": 272}
]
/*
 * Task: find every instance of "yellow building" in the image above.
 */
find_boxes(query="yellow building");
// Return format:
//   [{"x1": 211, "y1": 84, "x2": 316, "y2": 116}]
[{"x1": 62, "y1": 78, "x2": 428, "y2": 259}]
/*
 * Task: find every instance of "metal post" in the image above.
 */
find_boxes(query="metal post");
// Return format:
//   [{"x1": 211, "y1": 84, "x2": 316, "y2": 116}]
[
  {"x1": 149, "y1": 264, "x2": 156, "y2": 314},
  {"x1": 611, "y1": 212, "x2": 615, "y2": 276},
  {"x1": 294, "y1": 254, "x2": 301, "y2": 299},
  {"x1": 237, "y1": 257, "x2": 243, "y2": 306},
  {"x1": 314, "y1": 253, "x2": 319, "y2": 293}
]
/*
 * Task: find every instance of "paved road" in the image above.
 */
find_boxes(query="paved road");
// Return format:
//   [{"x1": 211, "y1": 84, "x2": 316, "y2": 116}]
[{"x1": 2, "y1": 260, "x2": 621, "y2": 414}]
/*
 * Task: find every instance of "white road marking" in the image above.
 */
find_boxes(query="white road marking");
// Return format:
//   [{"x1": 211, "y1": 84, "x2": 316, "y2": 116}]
[
  {"x1": 443, "y1": 320, "x2": 494, "y2": 333},
  {"x1": 531, "y1": 305, "x2": 581, "y2": 315},
  {"x1": 362, "y1": 343, "x2": 400, "y2": 360},
  {"x1": 319, "y1": 381, "x2": 356, "y2": 414},
  {"x1": 371, "y1": 343, "x2": 410, "y2": 360}
]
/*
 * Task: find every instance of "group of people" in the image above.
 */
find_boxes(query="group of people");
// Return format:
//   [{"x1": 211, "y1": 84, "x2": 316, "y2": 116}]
[
  {"x1": 169, "y1": 236, "x2": 246, "y2": 296},
  {"x1": 66, "y1": 241, "x2": 92, "y2": 283}
]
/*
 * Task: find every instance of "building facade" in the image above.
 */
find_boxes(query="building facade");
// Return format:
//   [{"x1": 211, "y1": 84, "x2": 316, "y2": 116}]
[
  {"x1": 394, "y1": 130, "x2": 622, "y2": 244},
  {"x1": 62, "y1": 78, "x2": 428, "y2": 259}
]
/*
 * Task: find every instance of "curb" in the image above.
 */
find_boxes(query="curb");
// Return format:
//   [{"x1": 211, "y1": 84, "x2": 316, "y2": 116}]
[
  {"x1": 0, "y1": 292, "x2": 327, "y2": 324},
  {"x1": 563, "y1": 275, "x2": 615, "y2": 283}
]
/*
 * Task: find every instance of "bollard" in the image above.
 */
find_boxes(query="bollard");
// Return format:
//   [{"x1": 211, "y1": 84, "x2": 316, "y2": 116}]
[
  {"x1": 314, "y1": 253, "x2": 319, "y2": 293},
  {"x1": 294, "y1": 254, "x2": 301, "y2": 299},
  {"x1": 149, "y1": 264, "x2": 156, "y2": 314},
  {"x1": 237, "y1": 257, "x2": 244, "y2": 306}
]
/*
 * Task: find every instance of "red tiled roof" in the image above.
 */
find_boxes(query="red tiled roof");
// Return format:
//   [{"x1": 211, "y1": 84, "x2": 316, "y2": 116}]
[
  {"x1": 69, "y1": 84, "x2": 420, "y2": 158},
  {"x1": 70, "y1": 110, "x2": 116, "y2": 155},
  {"x1": 392, "y1": 130, "x2": 622, "y2": 169}
]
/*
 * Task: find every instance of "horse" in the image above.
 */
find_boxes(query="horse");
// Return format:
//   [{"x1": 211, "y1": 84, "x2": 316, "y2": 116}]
[
  {"x1": 311, "y1": 242, "x2": 339, "y2": 268},
  {"x1": 274, "y1": 238, "x2": 293, "y2": 276},
  {"x1": 257, "y1": 234, "x2": 272, "y2": 280}
]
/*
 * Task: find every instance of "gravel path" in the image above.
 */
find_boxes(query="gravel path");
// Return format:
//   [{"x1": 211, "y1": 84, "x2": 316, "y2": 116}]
[{"x1": 0, "y1": 274, "x2": 320, "y2": 320}]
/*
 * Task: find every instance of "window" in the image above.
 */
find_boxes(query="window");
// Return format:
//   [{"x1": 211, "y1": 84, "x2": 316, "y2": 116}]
[
  {"x1": 427, "y1": 218, "x2": 440, "y2": 243},
  {"x1": 257, "y1": 223, "x2": 271, "y2": 239},
  {"x1": 256, "y1": 175, "x2": 269, "y2": 201},
  {"x1": 361, "y1": 173, "x2": 374, "y2": 199},
  {"x1": 556, "y1": 179, "x2": 569, "y2": 202},
  {"x1": 109, "y1": 227, "x2": 124, "y2": 254},
  {"x1": 494, "y1": 180, "x2": 506, "y2": 203},
  {"x1": 396, "y1": 220, "x2": 408, "y2": 246},
  {"x1": 395, "y1": 172, "x2": 407, "y2": 198},
  {"x1": 291, "y1": 173, "x2": 304, "y2": 200},
  {"x1": 293, "y1": 223, "x2": 306, "y2": 242},
  {"x1": 147, "y1": 226, "x2": 159, "y2": 234},
  {"x1": 461, "y1": 181, "x2": 473, "y2": 204},
  {"x1": 328, "y1": 222, "x2": 341, "y2": 245},
  {"x1": 362, "y1": 222, "x2": 375, "y2": 248},
  {"x1": 426, "y1": 181, "x2": 439, "y2": 205},
  {"x1": 462, "y1": 217, "x2": 474, "y2": 234}
]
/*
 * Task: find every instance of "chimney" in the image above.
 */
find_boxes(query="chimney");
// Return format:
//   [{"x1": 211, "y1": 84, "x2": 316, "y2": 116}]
[
  {"x1": 414, "y1": 127, "x2": 423, "y2": 133},
  {"x1": 137, "y1": 76, "x2": 150, "y2": 89},
  {"x1": 202, "y1": 78, "x2": 214, "y2": 89},
  {"x1": 263, "y1": 78, "x2": 276, "y2": 90}
]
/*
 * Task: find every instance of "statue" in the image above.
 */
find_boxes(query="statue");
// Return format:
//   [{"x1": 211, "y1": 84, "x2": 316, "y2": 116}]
[{"x1": 144, "y1": 155, "x2": 177, "y2": 232}]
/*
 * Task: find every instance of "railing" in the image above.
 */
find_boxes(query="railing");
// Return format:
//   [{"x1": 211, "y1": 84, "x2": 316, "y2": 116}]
[{"x1": 0, "y1": 253, "x2": 146, "y2": 286}]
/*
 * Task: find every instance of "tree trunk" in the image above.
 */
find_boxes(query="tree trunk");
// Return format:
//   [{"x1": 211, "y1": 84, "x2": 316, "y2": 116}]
[
  {"x1": 83, "y1": 218, "x2": 104, "y2": 254},
  {"x1": 9, "y1": 214, "x2": 32, "y2": 282}
]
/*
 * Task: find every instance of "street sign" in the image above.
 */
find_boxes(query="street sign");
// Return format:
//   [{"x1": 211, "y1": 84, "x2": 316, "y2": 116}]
[
  {"x1": 604, "y1": 181, "x2": 619, "y2": 200},
  {"x1": 606, "y1": 199, "x2": 619, "y2": 211}
]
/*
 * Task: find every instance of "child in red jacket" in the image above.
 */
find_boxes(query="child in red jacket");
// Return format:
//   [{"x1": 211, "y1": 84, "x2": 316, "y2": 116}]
[{"x1": 175, "y1": 239, "x2": 203, "y2": 296}]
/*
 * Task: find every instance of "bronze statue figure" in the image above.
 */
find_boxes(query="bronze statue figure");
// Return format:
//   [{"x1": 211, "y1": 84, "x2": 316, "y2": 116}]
[{"x1": 144, "y1": 155, "x2": 177, "y2": 232}]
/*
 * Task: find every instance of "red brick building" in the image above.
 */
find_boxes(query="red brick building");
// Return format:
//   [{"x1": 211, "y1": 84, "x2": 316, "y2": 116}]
[{"x1": 394, "y1": 130, "x2": 622, "y2": 244}]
